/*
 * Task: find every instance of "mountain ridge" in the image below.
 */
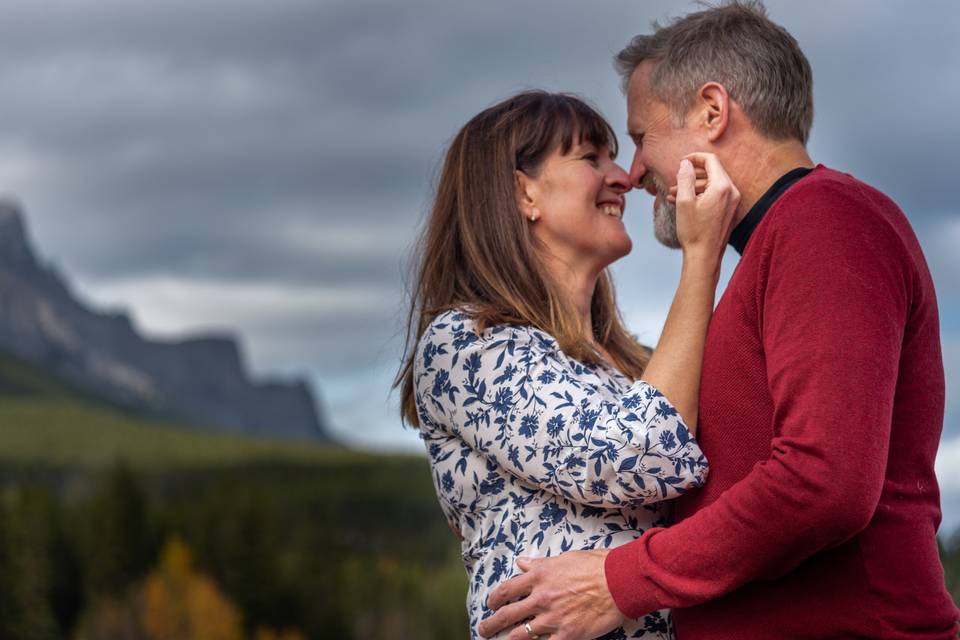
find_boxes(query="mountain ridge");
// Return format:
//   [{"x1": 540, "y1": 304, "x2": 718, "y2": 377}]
[{"x1": 0, "y1": 200, "x2": 329, "y2": 441}]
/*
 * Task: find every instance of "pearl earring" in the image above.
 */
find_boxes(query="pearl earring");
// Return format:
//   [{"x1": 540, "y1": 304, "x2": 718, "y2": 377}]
[{"x1": 529, "y1": 208, "x2": 540, "y2": 222}]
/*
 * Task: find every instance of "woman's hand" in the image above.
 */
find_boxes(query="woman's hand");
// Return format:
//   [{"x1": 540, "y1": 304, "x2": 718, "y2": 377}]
[{"x1": 670, "y1": 152, "x2": 740, "y2": 268}]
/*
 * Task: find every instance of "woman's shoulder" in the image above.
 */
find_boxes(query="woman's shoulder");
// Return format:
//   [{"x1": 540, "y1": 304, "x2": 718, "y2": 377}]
[{"x1": 421, "y1": 306, "x2": 560, "y2": 355}]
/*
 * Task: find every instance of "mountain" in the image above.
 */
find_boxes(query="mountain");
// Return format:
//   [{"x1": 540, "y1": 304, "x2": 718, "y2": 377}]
[{"x1": 0, "y1": 200, "x2": 329, "y2": 441}]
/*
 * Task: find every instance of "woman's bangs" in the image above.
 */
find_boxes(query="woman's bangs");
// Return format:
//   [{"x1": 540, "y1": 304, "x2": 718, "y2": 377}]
[{"x1": 554, "y1": 97, "x2": 619, "y2": 158}]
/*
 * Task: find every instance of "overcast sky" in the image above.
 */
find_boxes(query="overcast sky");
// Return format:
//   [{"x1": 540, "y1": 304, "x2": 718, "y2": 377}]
[{"x1": 1, "y1": 0, "x2": 958, "y2": 531}]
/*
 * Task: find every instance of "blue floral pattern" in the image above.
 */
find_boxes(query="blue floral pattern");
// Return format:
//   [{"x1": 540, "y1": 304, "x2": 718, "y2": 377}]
[{"x1": 414, "y1": 309, "x2": 709, "y2": 639}]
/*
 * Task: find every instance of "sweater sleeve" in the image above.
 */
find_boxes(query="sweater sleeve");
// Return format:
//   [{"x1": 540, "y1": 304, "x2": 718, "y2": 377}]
[
  {"x1": 414, "y1": 310, "x2": 708, "y2": 509},
  {"x1": 604, "y1": 184, "x2": 912, "y2": 616}
]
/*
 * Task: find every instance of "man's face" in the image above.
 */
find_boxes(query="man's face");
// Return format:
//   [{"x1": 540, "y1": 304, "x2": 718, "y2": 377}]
[{"x1": 626, "y1": 61, "x2": 698, "y2": 248}]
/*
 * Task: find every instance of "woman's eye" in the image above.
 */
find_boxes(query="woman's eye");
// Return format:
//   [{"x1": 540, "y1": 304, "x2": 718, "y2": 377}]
[{"x1": 583, "y1": 153, "x2": 599, "y2": 164}]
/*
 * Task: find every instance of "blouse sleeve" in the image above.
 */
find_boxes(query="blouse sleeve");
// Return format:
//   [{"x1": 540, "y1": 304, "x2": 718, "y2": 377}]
[{"x1": 414, "y1": 310, "x2": 708, "y2": 508}]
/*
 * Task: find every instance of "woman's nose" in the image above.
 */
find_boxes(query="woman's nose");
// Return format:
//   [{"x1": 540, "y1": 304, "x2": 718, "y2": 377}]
[{"x1": 606, "y1": 163, "x2": 632, "y2": 194}]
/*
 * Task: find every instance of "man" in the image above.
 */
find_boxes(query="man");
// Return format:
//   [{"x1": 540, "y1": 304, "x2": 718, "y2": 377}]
[{"x1": 478, "y1": 2, "x2": 959, "y2": 639}]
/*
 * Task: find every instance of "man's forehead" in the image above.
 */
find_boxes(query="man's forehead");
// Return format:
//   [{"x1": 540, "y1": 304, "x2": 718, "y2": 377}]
[
  {"x1": 629, "y1": 60, "x2": 656, "y2": 92},
  {"x1": 626, "y1": 62, "x2": 658, "y2": 130}
]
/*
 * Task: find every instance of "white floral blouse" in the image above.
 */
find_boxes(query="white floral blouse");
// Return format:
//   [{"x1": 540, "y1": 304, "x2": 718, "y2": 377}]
[{"x1": 413, "y1": 308, "x2": 709, "y2": 639}]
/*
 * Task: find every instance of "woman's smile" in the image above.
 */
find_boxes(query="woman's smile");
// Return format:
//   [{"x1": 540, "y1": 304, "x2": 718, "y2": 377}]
[{"x1": 599, "y1": 201, "x2": 624, "y2": 220}]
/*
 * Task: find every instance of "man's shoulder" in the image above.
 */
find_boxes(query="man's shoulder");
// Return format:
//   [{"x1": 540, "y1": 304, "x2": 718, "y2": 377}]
[
  {"x1": 765, "y1": 165, "x2": 907, "y2": 236},
  {"x1": 748, "y1": 165, "x2": 922, "y2": 282},
  {"x1": 778, "y1": 165, "x2": 878, "y2": 208}
]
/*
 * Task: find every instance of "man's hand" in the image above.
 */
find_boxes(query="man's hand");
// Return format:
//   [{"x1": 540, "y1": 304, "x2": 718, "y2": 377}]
[{"x1": 477, "y1": 549, "x2": 629, "y2": 640}]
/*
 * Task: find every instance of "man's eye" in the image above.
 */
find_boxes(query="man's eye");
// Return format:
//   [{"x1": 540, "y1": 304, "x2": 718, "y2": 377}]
[{"x1": 583, "y1": 153, "x2": 599, "y2": 164}]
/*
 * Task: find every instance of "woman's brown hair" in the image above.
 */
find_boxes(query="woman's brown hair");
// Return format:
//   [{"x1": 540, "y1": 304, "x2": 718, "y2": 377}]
[{"x1": 396, "y1": 90, "x2": 651, "y2": 427}]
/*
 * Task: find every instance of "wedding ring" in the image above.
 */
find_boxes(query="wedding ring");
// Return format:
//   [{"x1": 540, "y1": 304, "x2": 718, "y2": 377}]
[{"x1": 524, "y1": 621, "x2": 539, "y2": 640}]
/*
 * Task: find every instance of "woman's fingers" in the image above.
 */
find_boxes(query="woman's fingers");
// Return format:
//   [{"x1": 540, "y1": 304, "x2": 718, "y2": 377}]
[
  {"x1": 683, "y1": 152, "x2": 728, "y2": 182},
  {"x1": 668, "y1": 180, "x2": 707, "y2": 197},
  {"x1": 672, "y1": 152, "x2": 740, "y2": 257},
  {"x1": 666, "y1": 159, "x2": 708, "y2": 204},
  {"x1": 676, "y1": 158, "x2": 695, "y2": 203},
  {"x1": 669, "y1": 152, "x2": 741, "y2": 213},
  {"x1": 682, "y1": 152, "x2": 740, "y2": 206}
]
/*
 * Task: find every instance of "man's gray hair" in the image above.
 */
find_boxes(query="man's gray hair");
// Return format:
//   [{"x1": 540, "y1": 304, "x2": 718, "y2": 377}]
[{"x1": 615, "y1": 1, "x2": 813, "y2": 144}]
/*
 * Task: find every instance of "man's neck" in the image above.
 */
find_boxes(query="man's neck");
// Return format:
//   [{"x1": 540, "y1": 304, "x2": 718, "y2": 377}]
[{"x1": 723, "y1": 137, "x2": 815, "y2": 226}]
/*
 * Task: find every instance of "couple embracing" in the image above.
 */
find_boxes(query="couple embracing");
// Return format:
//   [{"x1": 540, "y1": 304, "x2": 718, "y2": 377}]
[{"x1": 396, "y1": 2, "x2": 958, "y2": 638}]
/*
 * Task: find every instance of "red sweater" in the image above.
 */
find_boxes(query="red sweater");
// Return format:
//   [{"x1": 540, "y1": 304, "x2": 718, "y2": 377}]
[{"x1": 605, "y1": 166, "x2": 959, "y2": 638}]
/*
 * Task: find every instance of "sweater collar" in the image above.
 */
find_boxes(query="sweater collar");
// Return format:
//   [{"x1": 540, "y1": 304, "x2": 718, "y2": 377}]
[{"x1": 728, "y1": 167, "x2": 814, "y2": 255}]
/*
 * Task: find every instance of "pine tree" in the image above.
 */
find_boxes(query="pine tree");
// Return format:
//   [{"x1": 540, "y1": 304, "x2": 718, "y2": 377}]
[{"x1": 85, "y1": 460, "x2": 152, "y2": 598}]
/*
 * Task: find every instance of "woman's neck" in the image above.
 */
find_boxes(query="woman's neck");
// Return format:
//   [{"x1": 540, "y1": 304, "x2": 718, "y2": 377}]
[{"x1": 540, "y1": 252, "x2": 600, "y2": 345}]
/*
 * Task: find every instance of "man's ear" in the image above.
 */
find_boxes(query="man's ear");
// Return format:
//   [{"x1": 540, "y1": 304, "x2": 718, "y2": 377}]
[
  {"x1": 515, "y1": 170, "x2": 540, "y2": 221},
  {"x1": 697, "y1": 82, "x2": 730, "y2": 143}
]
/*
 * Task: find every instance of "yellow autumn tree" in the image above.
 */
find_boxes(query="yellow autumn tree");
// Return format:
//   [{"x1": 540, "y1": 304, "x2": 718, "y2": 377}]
[
  {"x1": 76, "y1": 536, "x2": 307, "y2": 640},
  {"x1": 141, "y1": 536, "x2": 245, "y2": 640},
  {"x1": 253, "y1": 628, "x2": 307, "y2": 640}
]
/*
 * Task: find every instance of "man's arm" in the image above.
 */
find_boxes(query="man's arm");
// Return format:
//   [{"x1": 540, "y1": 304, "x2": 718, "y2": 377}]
[{"x1": 605, "y1": 185, "x2": 910, "y2": 615}]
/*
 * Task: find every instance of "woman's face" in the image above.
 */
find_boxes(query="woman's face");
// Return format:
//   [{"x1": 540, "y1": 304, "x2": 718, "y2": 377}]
[{"x1": 519, "y1": 141, "x2": 633, "y2": 273}]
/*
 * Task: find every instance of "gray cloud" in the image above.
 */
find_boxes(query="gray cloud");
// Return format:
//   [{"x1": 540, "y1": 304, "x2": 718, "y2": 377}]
[{"x1": 0, "y1": 0, "x2": 953, "y2": 289}]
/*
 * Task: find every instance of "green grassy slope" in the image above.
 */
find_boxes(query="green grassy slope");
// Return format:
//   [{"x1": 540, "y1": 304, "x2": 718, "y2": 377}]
[{"x1": 0, "y1": 350, "x2": 370, "y2": 468}]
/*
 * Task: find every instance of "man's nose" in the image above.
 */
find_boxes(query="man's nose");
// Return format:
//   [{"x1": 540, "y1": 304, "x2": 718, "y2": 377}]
[{"x1": 629, "y1": 150, "x2": 647, "y2": 189}]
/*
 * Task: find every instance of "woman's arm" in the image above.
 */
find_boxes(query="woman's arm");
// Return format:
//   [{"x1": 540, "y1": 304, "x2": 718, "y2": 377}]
[
  {"x1": 414, "y1": 310, "x2": 707, "y2": 509},
  {"x1": 640, "y1": 154, "x2": 739, "y2": 433}
]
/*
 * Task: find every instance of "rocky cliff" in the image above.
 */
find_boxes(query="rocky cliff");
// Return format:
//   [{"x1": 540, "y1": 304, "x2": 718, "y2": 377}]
[{"x1": 0, "y1": 201, "x2": 329, "y2": 441}]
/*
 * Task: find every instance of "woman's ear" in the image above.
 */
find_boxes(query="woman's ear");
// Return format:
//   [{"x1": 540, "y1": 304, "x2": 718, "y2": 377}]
[{"x1": 515, "y1": 170, "x2": 541, "y2": 222}]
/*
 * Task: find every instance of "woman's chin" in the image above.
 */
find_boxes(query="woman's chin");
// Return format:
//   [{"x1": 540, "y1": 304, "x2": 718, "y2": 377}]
[{"x1": 604, "y1": 235, "x2": 633, "y2": 262}]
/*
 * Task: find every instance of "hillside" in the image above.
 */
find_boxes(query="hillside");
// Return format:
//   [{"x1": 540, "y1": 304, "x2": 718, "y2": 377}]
[{"x1": 0, "y1": 349, "x2": 347, "y2": 468}]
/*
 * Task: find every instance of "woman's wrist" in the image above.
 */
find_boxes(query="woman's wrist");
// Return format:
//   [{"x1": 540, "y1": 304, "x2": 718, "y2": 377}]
[{"x1": 679, "y1": 250, "x2": 722, "y2": 282}]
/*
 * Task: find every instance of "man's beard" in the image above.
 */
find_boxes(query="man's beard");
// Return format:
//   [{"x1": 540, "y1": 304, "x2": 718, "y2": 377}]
[{"x1": 644, "y1": 174, "x2": 681, "y2": 249}]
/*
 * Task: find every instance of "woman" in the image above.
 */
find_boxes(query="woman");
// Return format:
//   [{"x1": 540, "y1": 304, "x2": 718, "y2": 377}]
[{"x1": 396, "y1": 91, "x2": 738, "y2": 639}]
